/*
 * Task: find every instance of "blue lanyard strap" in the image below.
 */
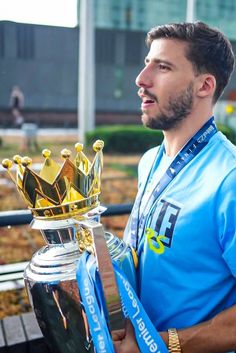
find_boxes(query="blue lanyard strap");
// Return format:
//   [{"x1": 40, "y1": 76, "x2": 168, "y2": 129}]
[
  {"x1": 128, "y1": 117, "x2": 217, "y2": 249},
  {"x1": 76, "y1": 252, "x2": 168, "y2": 353}
]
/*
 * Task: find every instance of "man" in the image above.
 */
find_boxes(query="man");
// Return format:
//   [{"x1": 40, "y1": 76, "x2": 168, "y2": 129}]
[
  {"x1": 113, "y1": 22, "x2": 236, "y2": 353},
  {"x1": 10, "y1": 85, "x2": 25, "y2": 127}
]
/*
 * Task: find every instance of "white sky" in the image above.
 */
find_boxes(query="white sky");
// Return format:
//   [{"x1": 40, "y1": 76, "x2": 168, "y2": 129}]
[{"x1": 0, "y1": 0, "x2": 78, "y2": 27}]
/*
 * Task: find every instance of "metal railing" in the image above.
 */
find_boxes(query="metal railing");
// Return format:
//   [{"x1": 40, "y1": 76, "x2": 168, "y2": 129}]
[{"x1": 0, "y1": 203, "x2": 133, "y2": 227}]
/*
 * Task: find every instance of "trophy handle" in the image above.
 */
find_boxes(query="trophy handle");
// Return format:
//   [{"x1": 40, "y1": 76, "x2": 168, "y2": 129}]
[{"x1": 79, "y1": 219, "x2": 125, "y2": 332}]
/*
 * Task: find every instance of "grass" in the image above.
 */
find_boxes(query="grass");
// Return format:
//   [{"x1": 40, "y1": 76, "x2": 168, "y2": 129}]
[
  {"x1": 109, "y1": 162, "x2": 138, "y2": 177},
  {"x1": 0, "y1": 135, "x2": 90, "y2": 160},
  {"x1": 0, "y1": 135, "x2": 141, "y2": 174}
]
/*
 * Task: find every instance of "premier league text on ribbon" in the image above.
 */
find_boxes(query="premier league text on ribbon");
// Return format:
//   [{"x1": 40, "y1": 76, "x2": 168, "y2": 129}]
[
  {"x1": 116, "y1": 271, "x2": 160, "y2": 353},
  {"x1": 83, "y1": 277, "x2": 107, "y2": 352}
]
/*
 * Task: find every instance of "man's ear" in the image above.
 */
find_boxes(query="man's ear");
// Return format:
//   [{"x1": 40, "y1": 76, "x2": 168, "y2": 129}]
[{"x1": 197, "y1": 74, "x2": 216, "y2": 99}]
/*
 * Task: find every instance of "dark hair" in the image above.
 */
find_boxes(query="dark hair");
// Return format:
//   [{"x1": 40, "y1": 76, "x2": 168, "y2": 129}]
[{"x1": 146, "y1": 21, "x2": 235, "y2": 103}]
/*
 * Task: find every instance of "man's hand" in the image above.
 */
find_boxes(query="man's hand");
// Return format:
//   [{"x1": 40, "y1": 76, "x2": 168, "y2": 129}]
[{"x1": 112, "y1": 320, "x2": 141, "y2": 353}]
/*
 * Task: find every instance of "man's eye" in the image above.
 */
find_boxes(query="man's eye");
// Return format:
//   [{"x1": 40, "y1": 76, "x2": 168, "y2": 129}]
[{"x1": 159, "y1": 64, "x2": 170, "y2": 71}]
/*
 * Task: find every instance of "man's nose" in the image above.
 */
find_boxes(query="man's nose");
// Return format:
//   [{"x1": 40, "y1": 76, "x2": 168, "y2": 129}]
[{"x1": 135, "y1": 66, "x2": 152, "y2": 88}]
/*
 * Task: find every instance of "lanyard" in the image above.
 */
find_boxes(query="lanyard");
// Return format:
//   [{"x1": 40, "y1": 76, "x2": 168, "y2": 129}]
[
  {"x1": 127, "y1": 117, "x2": 217, "y2": 249},
  {"x1": 76, "y1": 252, "x2": 168, "y2": 353}
]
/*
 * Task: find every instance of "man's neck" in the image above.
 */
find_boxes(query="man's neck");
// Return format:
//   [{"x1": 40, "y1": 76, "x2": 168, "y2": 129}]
[{"x1": 163, "y1": 111, "x2": 214, "y2": 157}]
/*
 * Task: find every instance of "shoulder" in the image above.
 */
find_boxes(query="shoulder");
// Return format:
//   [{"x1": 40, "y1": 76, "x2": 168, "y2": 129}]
[
  {"x1": 204, "y1": 132, "x2": 236, "y2": 171},
  {"x1": 211, "y1": 133, "x2": 236, "y2": 211},
  {"x1": 139, "y1": 146, "x2": 160, "y2": 166},
  {"x1": 199, "y1": 133, "x2": 236, "y2": 197},
  {"x1": 217, "y1": 132, "x2": 236, "y2": 159},
  {"x1": 213, "y1": 132, "x2": 236, "y2": 171}
]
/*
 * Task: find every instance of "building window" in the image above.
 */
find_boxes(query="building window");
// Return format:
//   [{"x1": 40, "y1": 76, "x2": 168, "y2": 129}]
[
  {"x1": 112, "y1": 3, "x2": 121, "y2": 28},
  {"x1": 16, "y1": 25, "x2": 34, "y2": 59},
  {"x1": 124, "y1": 6, "x2": 132, "y2": 28},
  {"x1": 112, "y1": 4, "x2": 121, "y2": 12},
  {"x1": 125, "y1": 32, "x2": 142, "y2": 65},
  {"x1": 0, "y1": 24, "x2": 5, "y2": 58},
  {"x1": 114, "y1": 66, "x2": 124, "y2": 99},
  {"x1": 96, "y1": 30, "x2": 115, "y2": 64},
  {"x1": 113, "y1": 19, "x2": 121, "y2": 28},
  {"x1": 218, "y1": 0, "x2": 235, "y2": 19}
]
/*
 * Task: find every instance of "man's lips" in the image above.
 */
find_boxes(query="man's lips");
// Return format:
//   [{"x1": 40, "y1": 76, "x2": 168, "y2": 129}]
[
  {"x1": 138, "y1": 89, "x2": 157, "y2": 108},
  {"x1": 141, "y1": 100, "x2": 155, "y2": 109},
  {"x1": 142, "y1": 97, "x2": 155, "y2": 103}
]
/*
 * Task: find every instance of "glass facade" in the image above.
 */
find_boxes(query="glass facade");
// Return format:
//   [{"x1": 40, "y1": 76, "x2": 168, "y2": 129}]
[
  {"x1": 196, "y1": 0, "x2": 236, "y2": 40},
  {"x1": 78, "y1": 0, "x2": 236, "y2": 40},
  {"x1": 93, "y1": 0, "x2": 187, "y2": 32}
]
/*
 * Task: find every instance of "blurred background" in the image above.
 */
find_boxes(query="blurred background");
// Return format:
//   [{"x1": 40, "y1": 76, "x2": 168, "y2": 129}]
[
  {"x1": 0, "y1": 0, "x2": 236, "y2": 321},
  {"x1": 0, "y1": 0, "x2": 236, "y2": 132}
]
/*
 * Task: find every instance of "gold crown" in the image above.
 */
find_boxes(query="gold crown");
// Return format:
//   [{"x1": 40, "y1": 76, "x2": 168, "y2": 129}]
[{"x1": 2, "y1": 140, "x2": 104, "y2": 220}]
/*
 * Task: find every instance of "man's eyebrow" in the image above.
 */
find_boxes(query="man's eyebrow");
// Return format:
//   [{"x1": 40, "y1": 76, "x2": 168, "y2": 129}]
[{"x1": 144, "y1": 57, "x2": 175, "y2": 67}]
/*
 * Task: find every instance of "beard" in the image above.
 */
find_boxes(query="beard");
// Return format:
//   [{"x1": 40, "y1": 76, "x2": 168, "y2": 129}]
[{"x1": 141, "y1": 82, "x2": 194, "y2": 131}]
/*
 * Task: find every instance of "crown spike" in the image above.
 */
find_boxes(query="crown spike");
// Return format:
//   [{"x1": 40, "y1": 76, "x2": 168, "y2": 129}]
[
  {"x1": 75, "y1": 143, "x2": 83, "y2": 153},
  {"x1": 1, "y1": 158, "x2": 18, "y2": 185},
  {"x1": 93, "y1": 140, "x2": 104, "y2": 152},
  {"x1": 13, "y1": 155, "x2": 22, "y2": 164},
  {"x1": 11, "y1": 155, "x2": 25, "y2": 188},
  {"x1": 61, "y1": 149, "x2": 71, "y2": 159},
  {"x1": 39, "y1": 149, "x2": 61, "y2": 183},
  {"x1": 74, "y1": 142, "x2": 90, "y2": 174},
  {"x1": 89, "y1": 140, "x2": 104, "y2": 195},
  {"x1": 21, "y1": 156, "x2": 32, "y2": 167},
  {"x1": 12, "y1": 155, "x2": 24, "y2": 175},
  {"x1": 2, "y1": 158, "x2": 13, "y2": 169},
  {"x1": 42, "y1": 149, "x2": 51, "y2": 158}
]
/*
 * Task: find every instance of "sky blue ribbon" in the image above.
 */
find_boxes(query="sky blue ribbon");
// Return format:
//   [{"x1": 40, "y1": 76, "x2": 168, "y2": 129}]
[
  {"x1": 76, "y1": 252, "x2": 168, "y2": 353},
  {"x1": 76, "y1": 252, "x2": 115, "y2": 353},
  {"x1": 113, "y1": 261, "x2": 168, "y2": 353}
]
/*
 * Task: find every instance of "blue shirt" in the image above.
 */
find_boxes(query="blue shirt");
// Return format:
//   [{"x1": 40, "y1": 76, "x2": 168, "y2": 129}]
[{"x1": 128, "y1": 131, "x2": 236, "y2": 332}]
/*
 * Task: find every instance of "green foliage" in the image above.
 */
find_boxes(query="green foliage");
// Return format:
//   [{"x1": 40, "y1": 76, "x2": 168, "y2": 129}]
[
  {"x1": 86, "y1": 122, "x2": 235, "y2": 154},
  {"x1": 109, "y1": 162, "x2": 138, "y2": 177},
  {"x1": 86, "y1": 125, "x2": 164, "y2": 153},
  {"x1": 216, "y1": 122, "x2": 235, "y2": 143}
]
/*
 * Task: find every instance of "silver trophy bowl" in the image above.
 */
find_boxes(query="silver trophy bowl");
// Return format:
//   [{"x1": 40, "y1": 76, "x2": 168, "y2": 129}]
[{"x1": 24, "y1": 212, "x2": 137, "y2": 353}]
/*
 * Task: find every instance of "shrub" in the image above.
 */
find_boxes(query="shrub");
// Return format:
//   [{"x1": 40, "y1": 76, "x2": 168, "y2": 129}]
[
  {"x1": 86, "y1": 125, "x2": 163, "y2": 154},
  {"x1": 86, "y1": 123, "x2": 235, "y2": 154},
  {"x1": 216, "y1": 123, "x2": 235, "y2": 143}
]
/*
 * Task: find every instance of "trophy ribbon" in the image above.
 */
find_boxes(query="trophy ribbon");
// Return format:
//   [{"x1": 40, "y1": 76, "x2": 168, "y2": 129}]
[
  {"x1": 77, "y1": 252, "x2": 168, "y2": 353},
  {"x1": 79, "y1": 219, "x2": 124, "y2": 330}
]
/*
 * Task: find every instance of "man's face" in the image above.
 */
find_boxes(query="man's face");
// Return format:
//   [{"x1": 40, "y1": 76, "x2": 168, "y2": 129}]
[{"x1": 136, "y1": 38, "x2": 197, "y2": 130}]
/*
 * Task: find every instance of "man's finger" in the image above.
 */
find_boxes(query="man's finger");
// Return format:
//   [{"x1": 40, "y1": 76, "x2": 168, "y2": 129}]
[
  {"x1": 112, "y1": 328, "x2": 126, "y2": 341},
  {"x1": 125, "y1": 319, "x2": 135, "y2": 337}
]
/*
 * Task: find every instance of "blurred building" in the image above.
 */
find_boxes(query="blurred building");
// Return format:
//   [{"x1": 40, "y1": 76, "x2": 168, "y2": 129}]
[
  {"x1": 0, "y1": 0, "x2": 236, "y2": 127},
  {"x1": 92, "y1": 0, "x2": 236, "y2": 38}
]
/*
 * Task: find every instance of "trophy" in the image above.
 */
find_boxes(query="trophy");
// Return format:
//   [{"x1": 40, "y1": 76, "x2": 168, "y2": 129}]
[{"x1": 2, "y1": 141, "x2": 137, "y2": 353}]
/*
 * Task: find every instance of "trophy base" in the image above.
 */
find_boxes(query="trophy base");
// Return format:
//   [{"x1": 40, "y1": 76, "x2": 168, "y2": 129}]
[{"x1": 24, "y1": 233, "x2": 136, "y2": 353}]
